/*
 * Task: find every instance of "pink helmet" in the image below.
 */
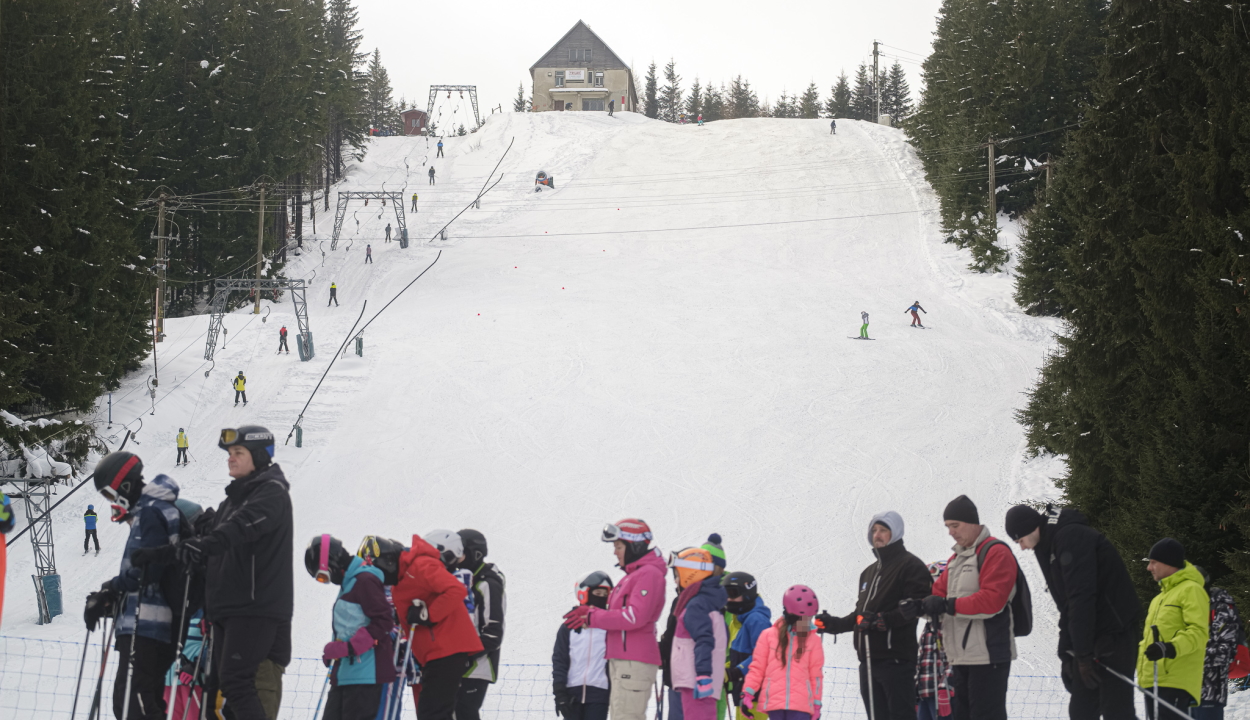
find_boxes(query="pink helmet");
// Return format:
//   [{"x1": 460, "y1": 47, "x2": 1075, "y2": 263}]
[{"x1": 782, "y1": 585, "x2": 819, "y2": 617}]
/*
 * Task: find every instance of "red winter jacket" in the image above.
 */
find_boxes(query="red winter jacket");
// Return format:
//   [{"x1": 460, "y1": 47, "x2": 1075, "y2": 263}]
[{"x1": 391, "y1": 535, "x2": 484, "y2": 664}]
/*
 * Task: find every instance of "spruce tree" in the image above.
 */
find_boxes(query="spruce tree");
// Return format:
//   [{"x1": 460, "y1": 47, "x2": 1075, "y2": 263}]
[
  {"x1": 1018, "y1": 0, "x2": 1250, "y2": 601},
  {"x1": 514, "y1": 83, "x2": 529, "y2": 112},
  {"x1": 825, "y1": 73, "x2": 852, "y2": 118},
  {"x1": 883, "y1": 62, "x2": 913, "y2": 121},
  {"x1": 703, "y1": 85, "x2": 726, "y2": 122},
  {"x1": 658, "y1": 59, "x2": 683, "y2": 123},
  {"x1": 644, "y1": 62, "x2": 659, "y2": 119},
  {"x1": 686, "y1": 78, "x2": 702, "y2": 119},
  {"x1": 363, "y1": 49, "x2": 397, "y2": 133},
  {"x1": 726, "y1": 76, "x2": 759, "y2": 119},
  {"x1": 798, "y1": 82, "x2": 821, "y2": 119},
  {"x1": 849, "y1": 64, "x2": 875, "y2": 121}
]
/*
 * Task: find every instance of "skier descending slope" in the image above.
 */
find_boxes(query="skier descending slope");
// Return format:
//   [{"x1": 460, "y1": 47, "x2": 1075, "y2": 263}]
[
  {"x1": 906, "y1": 301, "x2": 927, "y2": 328},
  {"x1": 564, "y1": 519, "x2": 666, "y2": 720},
  {"x1": 860, "y1": 311, "x2": 870, "y2": 339}
]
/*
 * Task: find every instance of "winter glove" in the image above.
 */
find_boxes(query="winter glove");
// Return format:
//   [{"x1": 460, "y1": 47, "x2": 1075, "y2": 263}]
[
  {"x1": 897, "y1": 598, "x2": 921, "y2": 621},
  {"x1": 814, "y1": 611, "x2": 838, "y2": 634},
  {"x1": 693, "y1": 676, "x2": 714, "y2": 700},
  {"x1": 322, "y1": 640, "x2": 350, "y2": 664},
  {"x1": 856, "y1": 612, "x2": 886, "y2": 632},
  {"x1": 1145, "y1": 641, "x2": 1177, "y2": 661},
  {"x1": 727, "y1": 665, "x2": 744, "y2": 686},
  {"x1": 407, "y1": 599, "x2": 433, "y2": 627},
  {"x1": 1075, "y1": 654, "x2": 1101, "y2": 689},
  {"x1": 176, "y1": 536, "x2": 220, "y2": 566},
  {"x1": 741, "y1": 691, "x2": 756, "y2": 713},
  {"x1": 83, "y1": 585, "x2": 116, "y2": 631},
  {"x1": 563, "y1": 604, "x2": 593, "y2": 630},
  {"x1": 921, "y1": 595, "x2": 955, "y2": 618},
  {"x1": 554, "y1": 690, "x2": 572, "y2": 718},
  {"x1": 130, "y1": 544, "x2": 176, "y2": 567},
  {"x1": 812, "y1": 702, "x2": 822, "y2": 720}
]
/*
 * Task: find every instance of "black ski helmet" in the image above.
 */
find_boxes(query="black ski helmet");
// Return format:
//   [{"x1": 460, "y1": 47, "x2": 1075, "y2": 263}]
[
  {"x1": 458, "y1": 529, "x2": 487, "y2": 567},
  {"x1": 577, "y1": 570, "x2": 614, "y2": 608},
  {"x1": 218, "y1": 425, "x2": 274, "y2": 470},
  {"x1": 357, "y1": 535, "x2": 405, "y2": 586},
  {"x1": 305, "y1": 534, "x2": 352, "y2": 585},
  {"x1": 721, "y1": 571, "x2": 759, "y2": 610},
  {"x1": 93, "y1": 451, "x2": 145, "y2": 506}
]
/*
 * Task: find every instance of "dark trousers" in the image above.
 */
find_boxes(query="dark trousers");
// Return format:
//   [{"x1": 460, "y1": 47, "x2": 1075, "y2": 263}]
[
  {"x1": 456, "y1": 677, "x2": 491, "y2": 720},
  {"x1": 176, "y1": 448, "x2": 188, "y2": 463},
  {"x1": 417, "y1": 653, "x2": 469, "y2": 720},
  {"x1": 323, "y1": 683, "x2": 383, "y2": 720},
  {"x1": 278, "y1": 336, "x2": 288, "y2": 352},
  {"x1": 437, "y1": 147, "x2": 444, "y2": 157},
  {"x1": 1065, "y1": 638, "x2": 1137, "y2": 720},
  {"x1": 565, "y1": 699, "x2": 610, "y2": 720},
  {"x1": 328, "y1": 292, "x2": 339, "y2": 306},
  {"x1": 411, "y1": 201, "x2": 417, "y2": 212},
  {"x1": 235, "y1": 390, "x2": 247, "y2": 404},
  {"x1": 950, "y1": 662, "x2": 1010, "y2": 720},
  {"x1": 85, "y1": 529, "x2": 99, "y2": 551},
  {"x1": 1191, "y1": 704, "x2": 1225, "y2": 720},
  {"x1": 365, "y1": 254, "x2": 372, "y2": 263},
  {"x1": 208, "y1": 617, "x2": 291, "y2": 720},
  {"x1": 113, "y1": 633, "x2": 174, "y2": 719},
  {"x1": 857, "y1": 658, "x2": 916, "y2": 720},
  {"x1": 1144, "y1": 687, "x2": 1196, "y2": 720},
  {"x1": 429, "y1": 176, "x2": 435, "y2": 185}
]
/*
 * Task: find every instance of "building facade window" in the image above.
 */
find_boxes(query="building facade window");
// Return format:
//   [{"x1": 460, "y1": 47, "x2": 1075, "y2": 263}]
[
  {"x1": 594, "y1": 72, "x2": 604, "y2": 87},
  {"x1": 555, "y1": 71, "x2": 564, "y2": 87},
  {"x1": 582, "y1": 99, "x2": 605, "y2": 112}
]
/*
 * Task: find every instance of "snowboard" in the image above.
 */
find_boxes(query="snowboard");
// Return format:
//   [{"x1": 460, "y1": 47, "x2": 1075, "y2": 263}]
[{"x1": 848, "y1": 337, "x2": 876, "y2": 340}]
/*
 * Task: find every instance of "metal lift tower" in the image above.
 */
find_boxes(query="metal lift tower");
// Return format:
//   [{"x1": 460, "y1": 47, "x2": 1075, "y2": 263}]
[
  {"x1": 204, "y1": 278, "x2": 313, "y2": 362},
  {"x1": 427, "y1": 85, "x2": 481, "y2": 129}
]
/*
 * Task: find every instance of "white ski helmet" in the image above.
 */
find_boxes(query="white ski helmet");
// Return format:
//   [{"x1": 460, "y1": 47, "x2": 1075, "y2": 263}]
[{"x1": 423, "y1": 529, "x2": 464, "y2": 566}]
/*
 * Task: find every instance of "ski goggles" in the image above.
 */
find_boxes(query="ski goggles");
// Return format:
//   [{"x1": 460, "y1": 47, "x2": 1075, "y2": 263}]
[
  {"x1": 314, "y1": 533, "x2": 333, "y2": 584},
  {"x1": 666, "y1": 550, "x2": 715, "y2": 573},
  {"x1": 602, "y1": 523, "x2": 652, "y2": 544},
  {"x1": 723, "y1": 582, "x2": 756, "y2": 599}
]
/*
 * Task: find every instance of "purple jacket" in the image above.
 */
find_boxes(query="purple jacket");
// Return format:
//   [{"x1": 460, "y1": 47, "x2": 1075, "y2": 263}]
[
  {"x1": 672, "y1": 576, "x2": 729, "y2": 694},
  {"x1": 588, "y1": 549, "x2": 667, "y2": 665}
]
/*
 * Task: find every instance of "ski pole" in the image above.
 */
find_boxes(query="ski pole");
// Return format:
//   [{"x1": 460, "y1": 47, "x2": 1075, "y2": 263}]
[
  {"x1": 179, "y1": 636, "x2": 207, "y2": 720},
  {"x1": 388, "y1": 626, "x2": 417, "y2": 719},
  {"x1": 313, "y1": 661, "x2": 336, "y2": 719},
  {"x1": 166, "y1": 571, "x2": 194, "y2": 720},
  {"x1": 121, "y1": 567, "x2": 149, "y2": 720},
  {"x1": 860, "y1": 619, "x2": 876, "y2": 720},
  {"x1": 1151, "y1": 626, "x2": 1161, "y2": 719},
  {"x1": 87, "y1": 605, "x2": 121, "y2": 720},
  {"x1": 1071, "y1": 650, "x2": 1190, "y2": 718},
  {"x1": 70, "y1": 627, "x2": 93, "y2": 720}
]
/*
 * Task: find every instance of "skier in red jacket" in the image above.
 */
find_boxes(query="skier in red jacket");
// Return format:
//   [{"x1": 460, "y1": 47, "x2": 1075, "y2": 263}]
[{"x1": 391, "y1": 534, "x2": 484, "y2": 720}]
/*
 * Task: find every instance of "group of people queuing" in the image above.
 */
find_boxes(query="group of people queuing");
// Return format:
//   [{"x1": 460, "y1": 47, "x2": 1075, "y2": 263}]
[
  {"x1": 62, "y1": 428, "x2": 1250, "y2": 720},
  {"x1": 560, "y1": 502, "x2": 1247, "y2": 720},
  {"x1": 79, "y1": 425, "x2": 508, "y2": 720}
]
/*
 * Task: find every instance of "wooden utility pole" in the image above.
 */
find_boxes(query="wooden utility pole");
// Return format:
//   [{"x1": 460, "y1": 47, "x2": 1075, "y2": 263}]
[
  {"x1": 987, "y1": 138, "x2": 997, "y2": 233},
  {"x1": 254, "y1": 185, "x2": 265, "y2": 314},
  {"x1": 155, "y1": 194, "x2": 167, "y2": 341},
  {"x1": 873, "y1": 41, "x2": 880, "y2": 123}
]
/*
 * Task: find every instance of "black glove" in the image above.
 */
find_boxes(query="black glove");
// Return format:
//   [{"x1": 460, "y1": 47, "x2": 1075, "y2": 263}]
[
  {"x1": 921, "y1": 595, "x2": 954, "y2": 618},
  {"x1": 176, "y1": 536, "x2": 217, "y2": 566},
  {"x1": 814, "y1": 611, "x2": 838, "y2": 634},
  {"x1": 727, "y1": 665, "x2": 744, "y2": 686},
  {"x1": 554, "y1": 689, "x2": 571, "y2": 718},
  {"x1": 84, "y1": 584, "x2": 116, "y2": 631},
  {"x1": 897, "y1": 598, "x2": 920, "y2": 622},
  {"x1": 130, "y1": 544, "x2": 176, "y2": 567},
  {"x1": 1075, "y1": 654, "x2": 1101, "y2": 689},
  {"x1": 1145, "y1": 641, "x2": 1177, "y2": 661},
  {"x1": 856, "y1": 611, "x2": 887, "y2": 632},
  {"x1": 407, "y1": 599, "x2": 433, "y2": 627}
]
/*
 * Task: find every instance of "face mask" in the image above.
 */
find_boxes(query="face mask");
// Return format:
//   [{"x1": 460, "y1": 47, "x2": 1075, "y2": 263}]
[{"x1": 587, "y1": 593, "x2": 609, "y2": 610}]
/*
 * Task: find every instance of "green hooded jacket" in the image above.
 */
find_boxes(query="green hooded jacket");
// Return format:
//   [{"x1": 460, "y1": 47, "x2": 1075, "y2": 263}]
[{"x1": 1136, "y1": 561, "x2": 1209, "y2": 701}]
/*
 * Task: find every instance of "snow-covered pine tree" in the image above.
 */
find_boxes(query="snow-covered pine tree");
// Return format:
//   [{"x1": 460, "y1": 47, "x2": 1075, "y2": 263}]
[
  {"x1": 798, "y1": 82, "x2": 821, "y2": 119},
  {"x1": 883, "y1": 62, "x2": 913, "y2": 121},
  {"x1": 849, "y1": 63, "x2": 875, "y2": 121},
  {"x1": 686, "y1": 78, "x2": 702, "y2": 119},
  {"x1": 659, "y1": 59, "x2": 683, "y2": 122},
  {"x1": 825, "y1": 72, "x2": 852, "y2": 118},
  {"x1": 644, "y1": 62, "x2": 659, "y2": 118},
  {"x1": 513, "y1": 82, "x2": 530, "y2": 112},
  {"x1": 363, "y1": 49, "x2": 398, "y2": 134},
  {"x1": 726, "y1": 76, "x2": 759, "y2": 119}
]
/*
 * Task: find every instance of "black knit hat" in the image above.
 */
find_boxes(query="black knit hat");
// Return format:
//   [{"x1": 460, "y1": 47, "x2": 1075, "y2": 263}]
[
  {"x1": 943, "y1": 495, "x2": 979, "y2": 524},
  {"x1": 1004, "y1": 505, "x2": 1043, "y2": 541},
  {"x1": 1148, "y1": 538, "x2": 1185, "y2": 569}
]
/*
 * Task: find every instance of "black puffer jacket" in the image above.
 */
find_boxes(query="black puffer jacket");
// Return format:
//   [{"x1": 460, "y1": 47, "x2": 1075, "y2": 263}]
[
  {"x1": 827, "y1": 519, "x2": 932, "y2": 663},
  {"x1": 198, "y1": 464, "x2": 293, "y2": 622},
  {"x1": 1034, "y1": 507, "x2": 1140, "y2": 658}
]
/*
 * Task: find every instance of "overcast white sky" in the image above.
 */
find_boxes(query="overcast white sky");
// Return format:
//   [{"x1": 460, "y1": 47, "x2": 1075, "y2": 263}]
[{"x1": 356, "y1": 0, "x2": 939, "y2": 118}]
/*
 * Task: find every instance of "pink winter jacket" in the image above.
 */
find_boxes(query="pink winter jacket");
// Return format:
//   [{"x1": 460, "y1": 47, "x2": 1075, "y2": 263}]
[
  {"x1": 742, "y1": 621, "x2": 824, "y2": 714},
  {"x1": 587, "y1": 549, "x2": 667, "y2": 665}
]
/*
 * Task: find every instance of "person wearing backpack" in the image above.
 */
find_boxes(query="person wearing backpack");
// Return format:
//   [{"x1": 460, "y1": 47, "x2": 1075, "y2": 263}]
[
  {"x1": 1005, "y1": 504, "x2": 1141, "y2": 720},
  {"x1": 920, "y1": 496, "x2": 1027, "y2": 720}
]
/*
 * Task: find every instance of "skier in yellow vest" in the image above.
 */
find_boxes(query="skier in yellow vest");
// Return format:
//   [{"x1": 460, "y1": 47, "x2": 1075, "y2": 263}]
[
  {"x1": 233, "y1": 371, "x2": 247, "y2": 406},
  {"x1": 328, "y1": 282, "x2": 339, "y2": 307},
  {"x1": 411, "y1": 192, "x2": 418, "y2": 212},
  {"x1": 176, "y1": 428, "x2": 189, "y2": 466}
]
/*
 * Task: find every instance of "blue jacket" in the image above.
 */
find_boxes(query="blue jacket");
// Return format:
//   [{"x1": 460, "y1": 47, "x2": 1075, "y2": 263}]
[
  {"x1": 729, "y1": 597, "x2": 773, "y2": 676},
  {"x1": 107, "y1": 475, "x2": 182, "y2": 642},
  {"x1": 331, "y1": 556, "x2": 397, "y2": 686},
  {"x1": 84, "y1": 508, "x2": 98, "y2": 531}
]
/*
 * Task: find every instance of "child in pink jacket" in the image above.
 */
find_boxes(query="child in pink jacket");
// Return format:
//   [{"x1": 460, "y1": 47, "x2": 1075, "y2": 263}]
[{"x1": 742, "y1": 585, "x2": 824, "y2": 720}]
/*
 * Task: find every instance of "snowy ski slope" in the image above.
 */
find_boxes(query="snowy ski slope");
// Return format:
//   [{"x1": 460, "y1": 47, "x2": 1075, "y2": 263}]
[{"x1": 4, "y1": 112, "x2": 1070, "y2": 679}]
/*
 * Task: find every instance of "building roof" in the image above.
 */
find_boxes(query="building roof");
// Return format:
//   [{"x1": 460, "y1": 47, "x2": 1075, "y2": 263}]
[{"x1": 529, "y1": 20, "x2": 630, "y2": 74}]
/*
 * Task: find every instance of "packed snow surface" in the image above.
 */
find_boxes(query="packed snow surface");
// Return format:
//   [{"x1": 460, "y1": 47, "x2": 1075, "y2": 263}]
[{"x1": 4, "y1": 112, "x2": 1078, "y2": 700}]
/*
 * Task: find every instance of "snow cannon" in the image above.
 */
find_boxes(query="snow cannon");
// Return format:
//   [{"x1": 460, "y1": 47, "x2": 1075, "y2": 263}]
[{"x1": 535, "y1": 170, "x2": 554, "y2": 192}]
